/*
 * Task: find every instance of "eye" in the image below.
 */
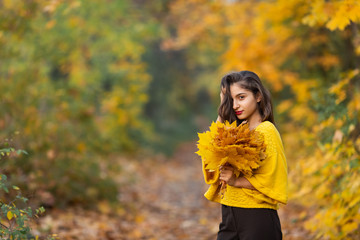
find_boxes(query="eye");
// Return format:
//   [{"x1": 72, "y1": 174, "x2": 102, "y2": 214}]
[{"x1": 238, "y1": 95, "x2": 245, "y2": 100}]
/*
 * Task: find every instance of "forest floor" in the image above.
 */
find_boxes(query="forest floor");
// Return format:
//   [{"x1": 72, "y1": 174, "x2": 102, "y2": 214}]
[{"x1": 32, "y1": 142, "x2": 313, "y2": 240}]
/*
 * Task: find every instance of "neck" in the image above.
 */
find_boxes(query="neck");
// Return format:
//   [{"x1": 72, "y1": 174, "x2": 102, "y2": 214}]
[{"x1": 247, "y1": 111, "x2": 262, "y2": 130}]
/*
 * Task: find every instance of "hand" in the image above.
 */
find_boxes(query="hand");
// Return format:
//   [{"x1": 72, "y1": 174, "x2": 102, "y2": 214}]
[{"x1": 219, "y1": 164, "x2": 236, "y2": 186}]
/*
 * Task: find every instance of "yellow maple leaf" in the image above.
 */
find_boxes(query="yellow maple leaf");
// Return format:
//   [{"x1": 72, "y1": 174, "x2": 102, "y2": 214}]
[{"x1": 7, "y1": 211, "x2": 13, "y2": 220}]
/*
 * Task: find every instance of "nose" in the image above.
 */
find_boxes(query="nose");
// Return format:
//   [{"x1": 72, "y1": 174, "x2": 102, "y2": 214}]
[{"x1": 233, "y1": 99, "x2": 239, "y2": 110}]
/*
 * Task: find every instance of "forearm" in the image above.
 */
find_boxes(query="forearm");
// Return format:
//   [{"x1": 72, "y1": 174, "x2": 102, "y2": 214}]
[{"x1": 232, "y1": 176, "x2": 256, "y2": 190}]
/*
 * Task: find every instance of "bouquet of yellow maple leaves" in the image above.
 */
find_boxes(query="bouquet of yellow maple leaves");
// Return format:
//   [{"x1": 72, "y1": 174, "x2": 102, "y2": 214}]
[{"x1": 196, "y1": 121, "x2": 266, "y2": 197}]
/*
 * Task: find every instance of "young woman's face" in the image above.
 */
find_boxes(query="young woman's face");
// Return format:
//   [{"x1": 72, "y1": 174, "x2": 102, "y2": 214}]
[{"x1": 230, "y1": 83, "x2": 260, "y2": 121}]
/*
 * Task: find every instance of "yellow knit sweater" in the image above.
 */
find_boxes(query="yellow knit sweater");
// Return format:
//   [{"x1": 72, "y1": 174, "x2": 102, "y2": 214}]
[{"x1": 203, "y1": 121, "x2": 288, "y2": 210}]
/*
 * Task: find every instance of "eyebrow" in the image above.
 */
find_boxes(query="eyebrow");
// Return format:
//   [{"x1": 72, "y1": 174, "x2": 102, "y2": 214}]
[{"x1": 235, "y1": 93, "x2": 247, "y2": 97}]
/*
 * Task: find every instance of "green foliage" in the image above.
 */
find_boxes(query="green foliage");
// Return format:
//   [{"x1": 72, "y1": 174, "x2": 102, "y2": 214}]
[
  {"x1": 0, "y1": 0, "x2": 159, "y2": 206},
  {"x1": 0, "y1": 148, "x2": 28, "y2": 158},
  {"x1": 142, "y1": 43, "x2": 203, "y2": 154},
  {"x1": 0, "y1": 148, "x2": 54, "y2": 240}
]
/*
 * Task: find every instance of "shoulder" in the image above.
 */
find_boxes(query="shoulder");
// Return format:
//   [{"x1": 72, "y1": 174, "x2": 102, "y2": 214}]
[
  {"x1": 255, "y1": 121, "x2": 279, "y2": 137},
  {"x1": 255, "y1": 121, "x2": 284, "y2": 153}
]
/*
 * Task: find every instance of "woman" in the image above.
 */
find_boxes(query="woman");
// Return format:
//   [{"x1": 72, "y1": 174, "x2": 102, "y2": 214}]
[{"x1": 203, "y1": 71, "x2": 288, "y2": 240}]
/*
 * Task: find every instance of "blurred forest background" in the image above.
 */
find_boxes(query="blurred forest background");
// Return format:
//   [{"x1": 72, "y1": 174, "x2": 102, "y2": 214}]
[{"x1": 0, "y1": 0, "x2": 359, "y2": 239}]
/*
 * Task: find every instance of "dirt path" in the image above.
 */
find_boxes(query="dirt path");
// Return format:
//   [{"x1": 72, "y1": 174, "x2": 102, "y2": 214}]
[
  {"x1": 119, "y1": 142, "x2": 221, "y2": 240},
  {"x1": 34, "y1": 141, "x2": 311, "y2": 239}
]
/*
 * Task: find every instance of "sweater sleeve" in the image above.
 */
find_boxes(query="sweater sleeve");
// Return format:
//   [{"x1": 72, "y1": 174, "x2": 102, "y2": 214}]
[
  {"x1": 245, "y1": 122, "x2": 288, "y2": 205},
  {"x1": 202, "y1": 159, "x2": 219, "y2": 185}
]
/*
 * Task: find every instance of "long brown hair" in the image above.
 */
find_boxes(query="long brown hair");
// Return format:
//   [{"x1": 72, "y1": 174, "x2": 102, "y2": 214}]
[{"x1": 218, "y1": 71, "x2": 275, "y2": 125}]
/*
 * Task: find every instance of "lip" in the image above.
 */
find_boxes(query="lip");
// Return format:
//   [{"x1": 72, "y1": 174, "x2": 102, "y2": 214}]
[{"x1": 235, "y1": 111, "x2": 243, "y2": 115}]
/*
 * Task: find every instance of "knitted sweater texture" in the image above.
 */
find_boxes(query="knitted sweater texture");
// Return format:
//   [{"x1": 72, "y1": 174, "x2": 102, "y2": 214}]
[{"x1": 203, "y1": 121, "x2": 288, "y2": 210}]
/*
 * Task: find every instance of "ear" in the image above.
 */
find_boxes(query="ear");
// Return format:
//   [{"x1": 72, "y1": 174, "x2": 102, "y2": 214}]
[{"x1": 256, "y1": 92, "x2": 262, "y2": 103}]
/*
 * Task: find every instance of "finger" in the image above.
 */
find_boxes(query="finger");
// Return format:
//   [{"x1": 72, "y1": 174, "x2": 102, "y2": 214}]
[{"x1": 220, "y1": 164, "x2": 230, "y2": 169}]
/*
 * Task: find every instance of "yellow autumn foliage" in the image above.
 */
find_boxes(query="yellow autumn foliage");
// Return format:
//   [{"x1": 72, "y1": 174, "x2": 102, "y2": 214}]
[
  {"x1": 293, "y1": 140, "x2": 360, "y2": 239},
  {"x1": 196, "y1": 121, "x2": 266, "y2": 180},
  {"x1": 303, "y1": 0, "x2": 360, "y2": 30}
]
